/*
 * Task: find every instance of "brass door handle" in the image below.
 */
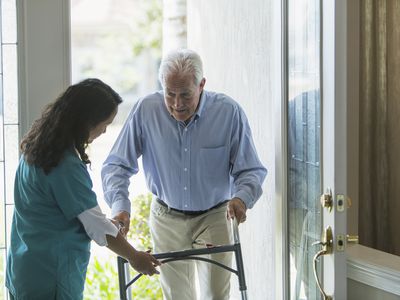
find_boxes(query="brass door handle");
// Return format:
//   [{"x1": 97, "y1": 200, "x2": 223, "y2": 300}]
[{"x1": 312, "y1": 226, "x2": 333, "y2": 300}]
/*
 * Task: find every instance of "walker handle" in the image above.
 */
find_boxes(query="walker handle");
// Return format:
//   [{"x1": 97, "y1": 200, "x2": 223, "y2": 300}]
[{"x1": 230, "y1": 216, "x2": 240, "y2": 244}]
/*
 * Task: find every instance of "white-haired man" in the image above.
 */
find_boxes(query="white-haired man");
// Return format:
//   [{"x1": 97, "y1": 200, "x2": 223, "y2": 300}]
[{"x1": 102, "y1": 49, "x2": 267, "y2": 300}]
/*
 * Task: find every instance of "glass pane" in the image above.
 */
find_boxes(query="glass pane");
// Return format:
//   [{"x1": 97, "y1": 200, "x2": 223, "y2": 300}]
[
  {"x1": 5, "y1": 204, "x2": 14, "y2": 250},
  {"x1": 71, "y1": 1, "x2": 163, "y2": 298},
  {"x1": 287, "y1": 0, "x2": 321, "y2": 299},
  {"x1": 1, "y1": 0, "x2": 17, "y2": 44},
  {"x1": 2, "y1": 44, "x2": 18, "y2": 124},
  {"x1": 0, "y1": 161, "x2": 4, "y2": 247},
  {"x1": 0, "y1": 248, "x2": 5, "y2": 300},
  {"x1": 4, "y1": 125, "x2": 18, "y2": 204},
  {"x1": 0, "y1": 75, "x2": 3, "y2": 160}
]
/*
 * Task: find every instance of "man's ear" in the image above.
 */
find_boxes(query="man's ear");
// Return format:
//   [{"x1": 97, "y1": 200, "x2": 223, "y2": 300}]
[{"x1": 199, "y1": 77, "x2": 206, "y2": 91}]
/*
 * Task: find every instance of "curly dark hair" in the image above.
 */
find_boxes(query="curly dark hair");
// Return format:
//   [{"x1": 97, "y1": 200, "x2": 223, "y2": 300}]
[{"x1": 20, "y1": 78, "x2": 123, "y2": 174}]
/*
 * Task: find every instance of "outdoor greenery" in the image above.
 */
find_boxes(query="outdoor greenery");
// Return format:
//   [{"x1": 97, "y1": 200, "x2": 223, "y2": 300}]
[
  {"x1": 130, "y1": 0, "x2": 162, "y2": 58},
  {"x1": 72, "y1": 0, "x2": 162, "y2": 97},
  {"x1": 75, "y1": 1, "x2": 164, "y2": 298},
  {"x1": 84, "y1": 194, "x2": 162, "y2": 300}
]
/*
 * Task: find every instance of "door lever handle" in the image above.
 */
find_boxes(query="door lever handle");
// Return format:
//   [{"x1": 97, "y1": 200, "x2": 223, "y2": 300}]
[{"x1": 312, "y1": 226, "x2": 333, "y2": 300}]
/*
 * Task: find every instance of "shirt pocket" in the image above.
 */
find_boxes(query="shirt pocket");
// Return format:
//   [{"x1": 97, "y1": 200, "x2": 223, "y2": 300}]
[{"x1": 199, "y1": 146, "x2": 229, "y2": 179}]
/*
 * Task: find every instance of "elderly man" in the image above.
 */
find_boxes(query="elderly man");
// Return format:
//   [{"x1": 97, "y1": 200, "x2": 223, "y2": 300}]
[{"x1": 102, "y1": 49, "x2": 267, "y2": 300}]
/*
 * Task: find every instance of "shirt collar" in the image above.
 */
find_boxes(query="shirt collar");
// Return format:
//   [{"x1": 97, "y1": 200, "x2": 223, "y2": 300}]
[{"x1": 195, "y1": 91, "x2": 207, "y2": 119}]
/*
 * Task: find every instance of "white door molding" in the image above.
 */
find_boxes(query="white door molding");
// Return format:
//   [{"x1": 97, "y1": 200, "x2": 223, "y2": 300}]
[{"x1": 17, "y1": 0, "x2": 71, "y2": 137}]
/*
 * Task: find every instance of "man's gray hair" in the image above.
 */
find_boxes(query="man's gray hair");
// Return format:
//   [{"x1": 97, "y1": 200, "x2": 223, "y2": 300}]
[{"x1": 158, "y1": 49, "x2": 203, "y2": 87}]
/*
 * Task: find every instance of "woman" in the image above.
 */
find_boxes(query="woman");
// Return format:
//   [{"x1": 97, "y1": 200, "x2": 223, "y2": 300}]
[{"x1": 5, "y1": 78, "x2": 160, "y2": 299}]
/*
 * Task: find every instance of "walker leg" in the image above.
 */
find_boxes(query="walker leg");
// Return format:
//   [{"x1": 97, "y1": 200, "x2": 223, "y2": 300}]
[
  {"x1": 117, "y1": 256, "x2": 128, "y2": 300},
  {"x1": 241, "y1": 290, "x2": 249, "y2": 300}
]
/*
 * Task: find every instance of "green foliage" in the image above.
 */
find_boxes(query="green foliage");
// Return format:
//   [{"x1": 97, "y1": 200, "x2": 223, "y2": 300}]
[
  {"x1": 127, "y1": 193, "x2": 163, "y2": 299},
  {"x1": 127, "y1": 193, "x2": 153, "y2": 250},
  {"x1": 72, "y1": 0, "x2": 162, "y2": 95},
  {"x1": 131, "y1": 0, "x2": 163, "y2": 58},
  {"x1": 84, "y1": 193, "x2": 162, "y2": 300},
  {"x1": 84, "y1": 257, "x2": 119, "y2": 300},
  {"x1": 129, "y1": 269, "x2": 163, "y2": 299}
]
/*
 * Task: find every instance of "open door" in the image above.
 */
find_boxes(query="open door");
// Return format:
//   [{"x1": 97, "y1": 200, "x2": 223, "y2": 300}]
[{"x1": 286, "y1": 0, "x2": 348, "y2": 299}]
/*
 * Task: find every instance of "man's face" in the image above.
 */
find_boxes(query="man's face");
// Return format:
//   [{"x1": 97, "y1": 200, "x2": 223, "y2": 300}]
[{"x1": 164, "y1": 73, "x2": 205, "y2": 122}]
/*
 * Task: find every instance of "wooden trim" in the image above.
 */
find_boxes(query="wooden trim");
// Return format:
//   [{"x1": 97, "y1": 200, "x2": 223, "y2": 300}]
[{"x1": 347, "y1": 244, "x2": 400, "y2": 296}]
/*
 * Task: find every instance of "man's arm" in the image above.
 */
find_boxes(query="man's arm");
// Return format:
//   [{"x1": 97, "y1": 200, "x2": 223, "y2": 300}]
[
  {"x1": 228, "y1": 106, "x2": 267, "y2": 221},
  {"x1": 102, "y1": 102, "x2": 143, "y2": 232}
]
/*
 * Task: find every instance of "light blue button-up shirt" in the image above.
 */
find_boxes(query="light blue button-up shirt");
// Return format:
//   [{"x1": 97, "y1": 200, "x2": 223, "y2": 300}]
[{"x1": 102, "y1": 90, "x2": 267, "y2": 216}]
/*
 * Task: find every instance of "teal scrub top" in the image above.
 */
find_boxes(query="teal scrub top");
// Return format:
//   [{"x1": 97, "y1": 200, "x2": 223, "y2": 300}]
[{"x1": 6, "y1": 150, "x2": 98, "y2": 300}]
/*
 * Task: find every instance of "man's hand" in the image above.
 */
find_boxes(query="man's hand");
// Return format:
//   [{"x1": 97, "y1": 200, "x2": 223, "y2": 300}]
[
  {"x1": 113, "y1": 211, "x2": 130, "y2": 237},
  {"x1": 129, "y1": 250, "x2": 161, "y2": 276},
  {"x1": 226, "y1": 197, "x2": 247, "y2": 224}
]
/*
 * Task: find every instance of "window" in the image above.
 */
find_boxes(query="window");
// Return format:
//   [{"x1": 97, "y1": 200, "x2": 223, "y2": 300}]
[
  {"x1": 0, "y1": 0, "x2": 19, "y2": 299},
  {"x1": 70, "y1": 1, "x2": 162, "y2": 298}
]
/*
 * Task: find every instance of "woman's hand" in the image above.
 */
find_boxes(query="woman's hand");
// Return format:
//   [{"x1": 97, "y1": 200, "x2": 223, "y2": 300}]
[{"x1": 129, "y1": 250, "x2": 161, "y2": 276}]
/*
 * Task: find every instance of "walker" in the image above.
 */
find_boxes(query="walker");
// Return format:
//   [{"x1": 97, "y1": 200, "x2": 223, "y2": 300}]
[{"x1": 117, "y1": 217, "x2": 248, "y2": 300}]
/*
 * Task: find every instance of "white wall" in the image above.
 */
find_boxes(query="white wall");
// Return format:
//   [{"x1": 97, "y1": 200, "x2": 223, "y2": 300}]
[{"x1": 187, "y1": 1, "x2": 281, "y2": 299}]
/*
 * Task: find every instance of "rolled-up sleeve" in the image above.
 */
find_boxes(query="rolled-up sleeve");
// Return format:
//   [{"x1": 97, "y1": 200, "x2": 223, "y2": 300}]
[{"x1": 78, "y1": 205, "x2": 119, "y2": 246}]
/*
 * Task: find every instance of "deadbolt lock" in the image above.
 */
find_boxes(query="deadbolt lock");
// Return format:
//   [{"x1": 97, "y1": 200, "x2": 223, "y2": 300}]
[{"x1": 320, "y1": 192, "x2": 333, "y2": 212}]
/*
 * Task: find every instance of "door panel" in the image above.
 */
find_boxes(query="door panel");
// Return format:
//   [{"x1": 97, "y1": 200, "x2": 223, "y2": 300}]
[{"x1": 287, "y1": 0, "x2": 348, "y2": 299}]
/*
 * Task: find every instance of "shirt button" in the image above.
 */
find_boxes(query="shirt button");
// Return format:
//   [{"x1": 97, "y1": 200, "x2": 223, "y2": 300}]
[
  {"x1": 184, "y1": 148, "x2": 188, "y2": 152},
  {"x1": 184, "y1": 168, "x2": 187, "y2": 171},
  {"x1": 184, "y1": 204, "x2": 188, "y2": 208},
  {"x1": 184, "y1": 186, "x2": 187, "y2": 190},
  {"x1": 184, "y1": 128, "x2": 188, "y2": 131}
]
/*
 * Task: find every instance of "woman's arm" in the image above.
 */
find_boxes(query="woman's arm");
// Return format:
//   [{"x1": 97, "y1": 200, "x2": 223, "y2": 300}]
[
  {"x1": 106, "y1": 232, "x2": 160, "y2": 276},
  {"x1": 78, "y1": 206, "x2": 160, "y2": 275}
]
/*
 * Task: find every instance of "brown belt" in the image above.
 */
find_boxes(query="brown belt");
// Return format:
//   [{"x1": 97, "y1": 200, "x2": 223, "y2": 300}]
[{"x1": 155, "y1": 198, "x2": 229, "y2": 216}]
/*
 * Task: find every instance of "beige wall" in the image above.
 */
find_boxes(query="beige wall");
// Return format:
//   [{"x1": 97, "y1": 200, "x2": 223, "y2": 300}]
[{"x1": 187, "y1": 1, "x2": 281, "y2": 298}]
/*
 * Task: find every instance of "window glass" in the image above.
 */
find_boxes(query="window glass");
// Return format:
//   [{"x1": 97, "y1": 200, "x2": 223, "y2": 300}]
[{"x1": 287, "y1": 0, "x2": 322, "y2": 299}]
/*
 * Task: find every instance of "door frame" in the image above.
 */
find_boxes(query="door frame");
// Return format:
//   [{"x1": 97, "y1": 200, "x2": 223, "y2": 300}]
[
  {"x1": 320, "y1": 0, "x2": 348, "y2": 298},
  {"x1": 274, "y1": 0, "x2": 288, "y2": 298}
]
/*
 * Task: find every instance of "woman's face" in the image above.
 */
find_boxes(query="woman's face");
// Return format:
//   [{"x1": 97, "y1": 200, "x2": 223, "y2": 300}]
[{"x1": 88, "y1": 109, "x2": 117, "y2": 143}]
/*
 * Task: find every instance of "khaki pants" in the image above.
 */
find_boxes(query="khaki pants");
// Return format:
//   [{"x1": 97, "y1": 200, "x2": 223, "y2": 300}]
[{"x1": 149, "y1": 199, "x2": 232, "y2": 300}]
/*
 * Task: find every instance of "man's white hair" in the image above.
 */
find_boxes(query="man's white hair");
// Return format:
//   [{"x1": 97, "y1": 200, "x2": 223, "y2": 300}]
[{"x1": 158, "y1": 49, "x2": 203, "y2": 87}]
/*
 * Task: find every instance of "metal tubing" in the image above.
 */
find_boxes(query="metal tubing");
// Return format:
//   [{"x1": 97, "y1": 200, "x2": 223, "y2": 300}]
[
  {"x1": 118, "y1": 217, "x2": 248, "y2": 300},
  {"x1": 234, "y1": 243, "x2": 247, "y2": 291},
  {"x1": 117, "y1": 256, "x2": 128, "y2": 300}
]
